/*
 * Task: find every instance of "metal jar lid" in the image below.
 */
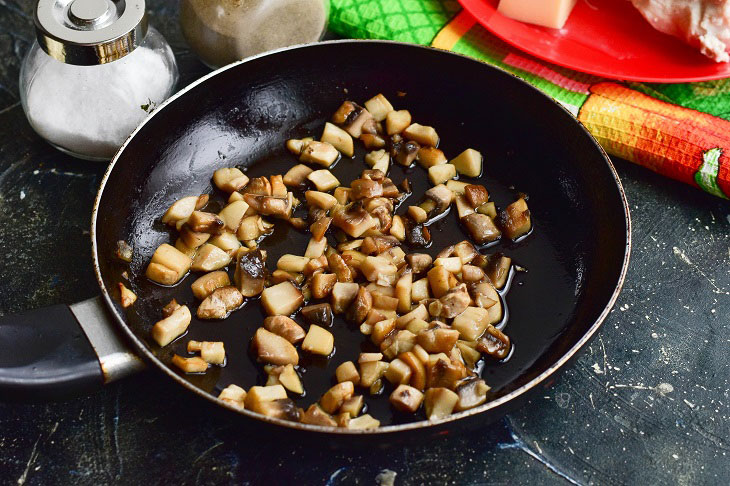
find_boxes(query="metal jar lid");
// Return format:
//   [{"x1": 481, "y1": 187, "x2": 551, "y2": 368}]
[{"x1": 35, "y1": 0, "x2": 148, "y2": 65}]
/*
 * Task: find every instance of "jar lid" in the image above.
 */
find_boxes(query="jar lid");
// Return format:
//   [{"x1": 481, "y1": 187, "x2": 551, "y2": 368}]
[{"x1": 35, "y1": 0, "x2": 148, "y2": 65}]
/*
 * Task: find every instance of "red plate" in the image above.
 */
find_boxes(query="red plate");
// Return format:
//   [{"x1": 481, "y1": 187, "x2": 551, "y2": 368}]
[{"x1": 458, "y1": 0, "x2": 730, "y2": 82}]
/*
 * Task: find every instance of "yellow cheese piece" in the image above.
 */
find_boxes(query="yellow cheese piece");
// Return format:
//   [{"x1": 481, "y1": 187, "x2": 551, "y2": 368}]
[{"x1": 497, "y1": 0, "x2": 578, "y2": 29}]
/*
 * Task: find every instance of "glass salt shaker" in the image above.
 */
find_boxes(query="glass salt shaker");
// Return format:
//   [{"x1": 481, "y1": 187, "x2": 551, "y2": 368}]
[
  {"x1": 19, "y1": 0, "x2": 179, "y2": 161},
  {"x1": 180, "y1": 0, "x2": 329, "y2": 69}
]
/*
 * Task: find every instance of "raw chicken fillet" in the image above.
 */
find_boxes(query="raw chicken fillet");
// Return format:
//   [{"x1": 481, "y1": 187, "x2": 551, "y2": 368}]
[{"x1": 631, "y1": 0, "x2": 730, "y2": 62}]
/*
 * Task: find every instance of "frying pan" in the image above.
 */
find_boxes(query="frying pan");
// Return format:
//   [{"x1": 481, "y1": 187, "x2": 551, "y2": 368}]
[{"x1": 0, "y1": 41, "x2": 630, "y2": 440}]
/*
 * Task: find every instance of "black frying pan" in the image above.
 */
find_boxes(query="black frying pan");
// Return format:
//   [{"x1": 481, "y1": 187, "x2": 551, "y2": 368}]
[{"x1": 0, "y1": 41, "x2": 630, "y2": 440}]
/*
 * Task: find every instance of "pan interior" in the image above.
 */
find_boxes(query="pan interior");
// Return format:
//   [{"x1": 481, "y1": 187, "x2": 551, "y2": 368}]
[{"x1": 95, "y1": 42, "x2": 627, "y2": 427}]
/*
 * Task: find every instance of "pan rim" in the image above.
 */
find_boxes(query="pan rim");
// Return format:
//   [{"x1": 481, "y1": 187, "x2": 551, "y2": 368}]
[{"x1": 91, "y1": 39, "x2": 631, "y2": 435}]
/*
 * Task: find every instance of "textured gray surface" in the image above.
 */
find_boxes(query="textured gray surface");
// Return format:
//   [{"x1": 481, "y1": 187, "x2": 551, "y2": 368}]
[{"x1": 1, "y1": 1, "x2": 729, "y2": 485}]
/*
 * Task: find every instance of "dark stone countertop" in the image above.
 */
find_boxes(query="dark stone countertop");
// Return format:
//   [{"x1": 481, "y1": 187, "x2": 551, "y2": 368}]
[{"x1": 1, "y1": 2, "x2": 729, "y2": 485}]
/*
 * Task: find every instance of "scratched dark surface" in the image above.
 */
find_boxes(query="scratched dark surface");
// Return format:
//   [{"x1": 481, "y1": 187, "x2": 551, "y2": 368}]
[{"x1": 1, "y1": 1, "x2": 730, "y2": 485}]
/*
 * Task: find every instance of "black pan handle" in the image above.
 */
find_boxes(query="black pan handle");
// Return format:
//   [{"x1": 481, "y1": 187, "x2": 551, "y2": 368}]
[{"x1": 0, "y1": 297, "x2": 145, "y2": 400}]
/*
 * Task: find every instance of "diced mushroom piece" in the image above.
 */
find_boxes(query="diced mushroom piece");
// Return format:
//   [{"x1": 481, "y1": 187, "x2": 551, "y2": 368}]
[
  {"x1": 270, "y1": 363, "x2": 303, "y2": 394},
  {"x1": 402, "y1": 254, "x2": 430, "y2": 276},
  {"x1": 472, "y1": 281, "x2": 502, "y2": 324},
  {"x1": 162, "y1": 299, "x2": 180, "y2": 317},
  {"x1": 364, "y1": 93, "x2": 394, "y2": 121},
  {"x1": 244, "y1": 385, "x2": 293, "y2": 418},
  {"x1": 320, "y1": 122, "x2": 354, "y2": 157},
  {"x1": 403, "y1": 123, "x2": 439, "y2": 147},
  {"x1": 336, "y1": 361, "x2": 360, "y2": 385},
  {"x1": 358, "y1": 352, "x2": 384, "y2": 363},
  {"x1": 361, "y1": 133, "x2": 386, "y2": 150},
  {"x1": 267, "y1": 175, "x2": 286, "y2": 198},
  {"x1": 390, "y1": 215, "x2": 405, "y2": 241},
  {"x1": 174, "y1": 238, "x2": 198, "y2": 259},
  {"x1": 213, "y1": 168, "x2": 249, "y2": 193},
  {"x1": 359, "y1": 360, "x2": 389, "y2": 388},
  {"x1": 426, "y1": 356, "x2": 468, "y2": 389},
  {"x1": 307, "y1": 169, "x2": 340, "y2": 192},
  {"x1": 407, "y1": 205, "x2": 428, "y2": 224},
  {"x1": 450, "y1": 149, "x2": 483, "y2": 177},
  {"x1": 151, "y1": 305, "x2": 191, "y2": 347},
  {"x1": 461, "y1": 265, "x2": 485, "y2": 283},
  {"x1": 286, "y1": 138, "x2": 307, "y2": 156},
  {"x1": 417, "y1": 147, "x2": 447, "y2": 169},
  {"x1": 477, "y1": 324, "x2": 511, "y2": 359},
  {"x1": 398, "y1": 351, "x2": 426, "y2": 390},
  {"x1": 328, "y1": 254, "x2": 354, "y2": 283},
  {"x1": 456, "y1": 340, "x2": 482, "y2": 369},
  {"x1": 146, "y1": 244, "x2": 192, "y2": 285},
  {"x1": 456, "y1": 195, "x2": 476, "y2": 219},
  {"x1": 423, "y1": 184, "x2": 453, "y2": 216},
  {"x1": 301, "y1": 404, "x2": 338, "y2": 426},
  {"x1": 428, "y1": 164, "x2": 456, "y2": 186},
  {"x1": 320, "y1": 381, "x2": 355, "y2": 414},
  {"x1": 300, "y1": 303, "x2": 334, "y2": 328},
  {"x1": 253, "y1": 397, "x2": 301, "y2": 422},
  {"x1": 172, "y1": 355, "x2": 208, "y2": 373},
  {"x1": 244, "y1": 194, "x2": 293, "y2": 219},
  {"x1": 389, "y1": 384, "x2": 424, "y2": 413},
  {"x1": 115, "y1": 240, "x2": 134, "y2": 263},
  {"x1": 179, "y1": 226, "x2": 211, "y2": 249},
  {"x1": 370, "y1": 318, "x2": 396, "y2": 346},
  {"x1": 403, "y1": 217, "x2": 431, "y2": 248},
  {"x1": 300, "y1": 140, "x2": 340, "y2": 168},
  {"x1": 191, "y1": 243, "x2": 231, "y2": 272},
  {"x1": 498, "y1": 197, "x2": 531, "y2": 240},
  {"x1": 209, "y1": 232, "x2": 241, "y2": 256},
  {"x1": 405, "y1": 318, "x2": 430, "y2": 335},
  {"x1": 302, "y1": 324, "x2": 334, "y2": 356},
  {"x1": 434, "y1": 256, "x2": 462, "y2": 274},
  {"x1": 360, "y1": 236, "x2": 398, "y2": 256},
  {"x1": 383, "y1": 358, "x2": 412, "y2": 385},
  {"x1": 389, "y1": 268, "x2": 412, "y2": 314},
  {"x1": 454, "y1": 377, "x2": 490, "y2": 412},
  {"x1": 424, "y1": 387, "x2": 459, "y2": 420},
  {"x1": 187, "y1": 340, "x2": 226, "y2": 365},
  {"x1": 451, "y1": 306, "x2": 490, "y2": 341},
  {"x1": 218, "y1": 384, "x2": 246, "y2": 408},
  {"x1": 277, "y1": 254, "x2": 310, "y2": 273},
  {"x1": 197, "y1": 286, "x2": 243, "y2": 319},
  {"x1": 346, "y1": 414, "x2": 380, "y2": 429},
  {"x1": 462, "y1": 213, "x2": 501, "y2": 245},
  {"x1": 371, "y1": 291, "x2": 399, "y2": 312},
  {"x1": 217, "y1": 200, "x2": 249, "y2": 232},
  {"x1": 355, "y1": 253, "x2": 392, "y2": 280},
  {"x1": 333, "y1": 187, "x2": 352, "y2": 205},
  {"x1": 161, "y1": 196, "x2": 198, "y2": 225},
  {"x1": 364, "y1": 149, "x2": 390, "y2": 174},
  {"x1": 118, "y1": 282, "x2": 136, "y2": 308},
  {"x1": 385, "y1": 110, "x2": 411, "y2": 135},
  {"x1": 236, "y1": 215, "x2": 264, "y2": 241},
  {"x1": 390, "y1": 137, "x2": 420, "y2": 167},
  {"x1": 380, "y1": 330, "x2": 417, "y2": 360},
  {"x1": 234, "y1": 248, "x2": 266, "y2": 297},
  {"x1": 464, "y1": 184, "x2": 489, "y2": 208},
  {"x1": 476, "y1": 201, "x2": 497, "y2": 219},
  {"x1": 305, "y1": 190, "x2": 338, "y2": 211},
  {"x1": 261, "y1": 281, "x2": 303, "y2": 316},
  {"x1": 308, "y1": 273, "x2": 336, "y2": 300},
  {"x1": 263, "y1": 315, "x2": 306, "y2": 344},
  {"x1": 417, "y1": 328, "x2": 460, "y2": 354},
  {"x1": 433, "y1": 284, "x2": 471, "y2": 319},
  {"x1": 485, "y1": 253, "x2": 511, "y2": 289},
  {"x1": 283, "y1": 164, "x2": 313, "y2": 187},
  {"x1": 243, "y1": 176, "x2": 272, "y2": 196},
  {"x1": 453, "y1": 240, "x2": 478, "y2": 265},
  {"x1": 395, "y1": 303, "x2": 429, "y2": 329},
  {"x1": 411, "y1": 278, "x2": 430, "y2": 304},
  {"x1": 187, "y1": 211, "x2": 225, "y2": 235},
  {"x1": 307, "y1": 214, "x2": 331, "y2": 240},
  {"x1": 426, "y1": 265, "x2": 452, "y2": 299},
  {"x1": 339, "y1": 395, "x2": 364, "y2": 417},
  {"x1": 252, "y1": 328, "x2": 299, "y2": 365},
  {"x1": 350, "y1": 179, "x2": 383, "y2": 200},
  {"x1": 342, "y1": 286, "x2": 369, "y2": 324},
  {"x1": 331, "y1": 203, "x2": 376, "y2": 238},
  {"x1": 332, "y1": 101, "x2": 373, "y2": 138}
]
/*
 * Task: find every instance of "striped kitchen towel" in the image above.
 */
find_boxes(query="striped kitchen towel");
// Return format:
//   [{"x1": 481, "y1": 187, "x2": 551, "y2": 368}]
[{"x1": 328, "y1": 0, "x2": 730, "y2": 199}]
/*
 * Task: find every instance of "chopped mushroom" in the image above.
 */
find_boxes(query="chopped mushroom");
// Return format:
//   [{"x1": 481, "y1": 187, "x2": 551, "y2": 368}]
[
  {"x1": 172, "y1": 355, "x2": 208, "y2": 373},
  {"x1": 476, "y1": 324, "x2": 511, "y2": 359},
  {"x1": 450, "y1": 148, "x2": 483, "y2": 177},
  {"x1": 300, "y1": 140, "x2": 340, "y2": 167},
  {"x1": 390, "y1": 384, "x2": 424, "y2": 413},
  {"x1": 151, "y1": 305, "x2": 191, "y2": 347},
  {"x1": 305, "y1": 190, "x2": 338, "y2": 210},
  {"x1": 234, "y1": 248, "x2": 266, "y2": 297},
  {"x1": 218, "y1": 384, "x2": 246, "y2": 408},
  {"x1": 162, "y1": 298, "x2": 180, "y2": 317},
  {"x1": 331, "y1": 203, "x2": 377, "y2": 238},
  {"x1": 332, "y1": 101, "x2": 373, "y2": 138},
  {"x1": 252, "y1": 328, "x2": 299, "y2": 365},
  {"x1": 301, "y1": 404, "x2": 338, "y2": 426},
  {"x1": 417, "y1": 147, "x2": 447, "y2": 168},
  {"x1": 428, "y1": 163, "x2": 456, "y2": 185},
  {"x1": 346, "y1": 286, "x2": 372, "y2": 324},
  {"x1": 424, "y1": 184, "x2": 453, "y2": 215},
  {"x1": 498, "y1": 197, "x2": 531, "y2": 239},
  {"x1": 261, "y1": 282, "x2": 304, "y2": 316},
  {"x1": 283, "y1": 164, "x2": 313, "y2": 187},
  {"x1": 461, "y1": 213, "x2": 501, "y2": 245},
  {"x1": 485, "y1": 253, "x2": 512, "y2": 289},
  {"x1": 464, "y1": 184, "x2": 489, "y2": 208},
  {"x1": 364, "y1": 93, "x2": 394, "y2": 121},
  {"x1": 197, "y1": 286, "x2": 243, "y2": 319},
  {"x1": 218, "y1": 200, "x2": 249, "y2": 232},
  {"x1": 454, "y1": 377, "x2": 490, "y2": 411},
  {"x1": 424, "y1": 387, "x2": 459, "y2": 420},
  {"x1": 145, "y1": 244, "x2": 192, "y2": 285},
  {"x1": 385, "y1": 110, "x2": 411, "y2": 135},
  {"x1": 213, "y1": 167, "x2": 249, "y2": 192},
  {"x1": 403, "y1": 123, "x2": 439, "y2": 147},
  {"x1": 321, "y1": 122, "x2": 354, "y2": 157},
  {"x1": 115, "y1": 240, "x2": 133, "y2": 262},
  {"x1": 187, "y1": 340, "x2": 226, "y2": 364},
  {"x1": 451, "y1": 306, "x2": 490, "y2": 341},
  {"x1": 118, "y1": 282, "x2": 137, "y2": 308},
  {"x1": 346, "y1": 414, "x2": 380, "y2": 429},
  {"x1": 187, "y1": 211, "x2": 225, "y2": 234},
  {"x1": 301, "y1": 324, "x2": 334, "y2": 356},
  {"x1": 301, "y1": 303, "x2": 334, "y2": 327},
  {"x1": 320, "y1": 381, "x2": 355, "y2": 414},
  {"x1": 263, "y1": 315, "x2": 306, "y2": 344},
  {"x1": 336, "y1": 361, "x2": 360, "y2": 385},
  {"x1": 191, "y1": 243, "x2": 231, "y2": 272},
  {"x1": 307, "y1": 169, "x2": 340, "y2": 192},
  {"x1": 161, "y1": 196, "x2": 198, "y2": 225}
]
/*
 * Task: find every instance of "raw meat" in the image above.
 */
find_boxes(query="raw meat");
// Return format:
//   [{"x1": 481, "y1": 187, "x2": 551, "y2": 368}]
[{"x1": 631, "y1": 0, "x2": 730, "y2": 62}]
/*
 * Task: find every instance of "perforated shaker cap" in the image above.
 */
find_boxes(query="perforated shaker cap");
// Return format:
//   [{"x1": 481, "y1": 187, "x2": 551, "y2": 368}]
[{"x1": 35, "y1": 0, "x2": 148, "y2": 65}]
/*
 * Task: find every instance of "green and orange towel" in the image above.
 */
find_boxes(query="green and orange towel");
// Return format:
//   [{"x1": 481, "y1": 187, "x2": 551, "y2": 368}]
[{"x1": 328, "y1": 0, "x2": 730, "y2": 199}]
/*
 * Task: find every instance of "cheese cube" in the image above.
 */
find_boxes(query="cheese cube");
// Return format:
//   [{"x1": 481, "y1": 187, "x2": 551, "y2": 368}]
[{"x1": 497, "y1": 0, "x2": 578, "y2": 29}]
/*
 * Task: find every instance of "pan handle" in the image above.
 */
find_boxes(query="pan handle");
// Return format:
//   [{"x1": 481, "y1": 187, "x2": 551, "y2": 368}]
[{"x1": 0, "y1": 297, "x2": 145, "y2": 400}]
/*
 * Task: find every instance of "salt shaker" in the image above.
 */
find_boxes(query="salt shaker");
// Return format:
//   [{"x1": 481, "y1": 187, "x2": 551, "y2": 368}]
[
  {"x1": 19, "y1": 0, "x2": 178, "y2": 161},
  {"x1": 180, "y1": 0, "x2": 328, "y2": 69}
]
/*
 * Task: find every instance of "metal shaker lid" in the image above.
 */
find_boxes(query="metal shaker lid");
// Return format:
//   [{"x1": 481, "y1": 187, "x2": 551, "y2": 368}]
[{"x1": 35, "y1": 0, "x2": 148, "y2": 65}]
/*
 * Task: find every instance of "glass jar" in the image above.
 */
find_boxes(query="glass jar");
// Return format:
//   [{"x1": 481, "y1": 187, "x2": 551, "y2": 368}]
[
  {"x1": 180, "y1": 0, "x2": 329, "y2": 69},
  {"x1": 20, "y1": 0, "x2": 178, "y2": 161}
]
